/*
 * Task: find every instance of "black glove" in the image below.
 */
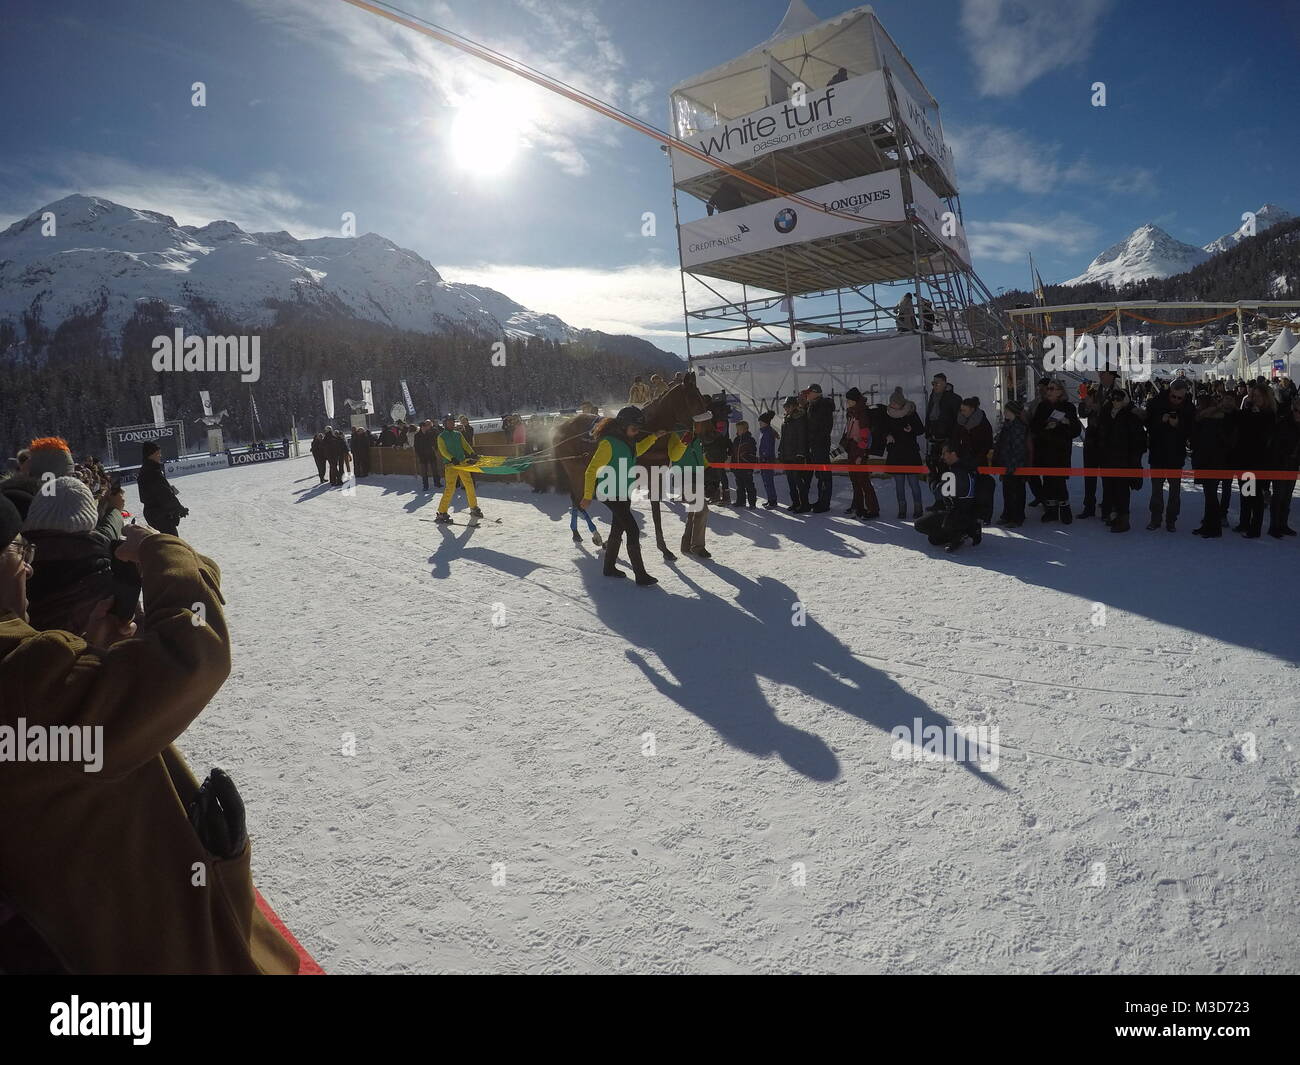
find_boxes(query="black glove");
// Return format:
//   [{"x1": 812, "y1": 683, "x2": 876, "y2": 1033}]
[{"x1": 188, "y1": 768, "x2": 247, "y2": 859}]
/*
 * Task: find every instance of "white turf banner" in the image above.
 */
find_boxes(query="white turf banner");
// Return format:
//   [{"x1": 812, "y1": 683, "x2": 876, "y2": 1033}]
[
  {"x1": 150, "y1": 394, "x2": 165, "y2": 428},
  {"x1": 679, "y1": 169, "x2": 904, "y2": 268},
  {"x1": 910, "y1": 173, "x2": 970, "y2": 269},
  {"x1": 322, "y1": 379, "x2": 334, "y2": 420},
  {"x1": 671, "y1": 73, "x2": 889, "y2": 184},
  {"x1": 199, "y1": 390, "x2": 212, "y2": 418},
  {"x1": 400, "y1": 378, "x2": 415, "y2": 418},
  {"x1": 361, "y1": 379, "x2": 375, "y2": 415},
  {"x1": 888, "y1": 72, "x2": 957, "y2": 191}
]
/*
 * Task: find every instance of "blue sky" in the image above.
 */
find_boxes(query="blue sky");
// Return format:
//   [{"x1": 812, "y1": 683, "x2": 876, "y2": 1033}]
[{"x1": 2, "y1": 0, "x2": 1297, "y2": 354}]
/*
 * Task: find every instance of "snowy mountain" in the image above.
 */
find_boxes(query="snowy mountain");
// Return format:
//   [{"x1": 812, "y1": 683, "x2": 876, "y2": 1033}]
[
  {"x1": 0, "y1": 195, "x2": 603, "y2": 348},
  {"x1": 1065, "y1": 223, "x2": 1209, "y2": 287},
  {"x1": 1203, "y1": 203, "x2": 1294, "y2": 256}
]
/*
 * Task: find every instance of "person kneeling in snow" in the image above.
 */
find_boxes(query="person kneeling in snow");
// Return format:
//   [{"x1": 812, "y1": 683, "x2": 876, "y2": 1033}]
[
  {"x1": 914, "y1": 444, "x2": 982, "y2": 552},
  {"x1": 0, "y1": 493, "x2": 298, "y2": 974}
]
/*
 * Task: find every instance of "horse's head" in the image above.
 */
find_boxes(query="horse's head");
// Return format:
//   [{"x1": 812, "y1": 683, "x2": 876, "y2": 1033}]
[{"x1": 642, "y1": 371, "x2": 710, "y2": 431}]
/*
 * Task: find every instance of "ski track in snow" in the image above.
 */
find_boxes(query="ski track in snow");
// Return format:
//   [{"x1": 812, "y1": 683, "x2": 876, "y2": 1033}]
[{"x1": 129, "y1": 457, "x2": 1300, "y2": 974}]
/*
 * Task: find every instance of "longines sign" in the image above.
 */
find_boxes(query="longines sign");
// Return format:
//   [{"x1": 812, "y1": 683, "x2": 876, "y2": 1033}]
[
  {"x1": 679, "y1": 169, "x2": 904, "y2": 268},
  {"x1": 226, "y1": 442, "x2": 289, "y2": 467}
]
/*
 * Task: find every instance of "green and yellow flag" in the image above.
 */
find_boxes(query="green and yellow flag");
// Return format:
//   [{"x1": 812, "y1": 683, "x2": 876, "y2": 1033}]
[{"x1": 450, "y1": 454, "x2": 536, "y2": 476}]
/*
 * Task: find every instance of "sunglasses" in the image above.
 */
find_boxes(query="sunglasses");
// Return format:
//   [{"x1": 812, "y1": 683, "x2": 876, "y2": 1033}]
[{"x1": 6, "y1": 538, "x2": 34, "y2": 567}]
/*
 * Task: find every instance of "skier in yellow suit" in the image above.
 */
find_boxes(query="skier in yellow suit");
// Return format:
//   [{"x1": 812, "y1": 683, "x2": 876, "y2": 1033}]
[{"x1": 435, "y1": 414, "x2": 483, "y2": 524}]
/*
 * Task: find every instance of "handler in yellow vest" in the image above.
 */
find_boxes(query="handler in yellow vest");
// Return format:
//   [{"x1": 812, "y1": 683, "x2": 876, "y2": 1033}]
[
  {"x1": 434, "y1": 414, "x2": 483, "y2": 523},
  {"x1": 580, "y1": 406, "x2": 661, "y2": 585}
]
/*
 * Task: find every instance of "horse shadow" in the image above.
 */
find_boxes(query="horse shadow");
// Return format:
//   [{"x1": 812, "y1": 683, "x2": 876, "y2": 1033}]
[
  {"x1": 292, "y1": 482, "x2": 335, "y2": 504},
  {"x1": 579, "y1": 557, "x2": 1006, "y2": 787}
]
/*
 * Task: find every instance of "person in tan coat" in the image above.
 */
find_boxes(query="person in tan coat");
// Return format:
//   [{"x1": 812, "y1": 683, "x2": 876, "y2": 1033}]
[{"x1": 0, "y1": 495, "x2": 298, "y2": 975}]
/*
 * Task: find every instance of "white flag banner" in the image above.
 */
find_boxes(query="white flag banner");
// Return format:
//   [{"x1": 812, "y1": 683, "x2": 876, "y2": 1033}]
[
  {"x1": 323, "y1": 380, "x2": 335, "y2": 420},
  {"x1": 150, "y1": 394, "x2": 165, "y2": 427},
  {"x1": 400, "y1": 378, "x2": 415, "y2": 417},
  {"x1": 199, "y1": 390, "x2": 213, "y2": 417},
  {"x1": 361, "y1": 379, "x2": 375, "y2": 415}
]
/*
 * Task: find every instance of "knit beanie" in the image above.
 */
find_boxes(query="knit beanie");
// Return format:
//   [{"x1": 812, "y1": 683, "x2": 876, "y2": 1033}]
[
  {"x1": 22, "y1": 476, "x2": 98, "y2": 535},
  {"x1": 890, "y1": 386, "x2": 906, "y2": 405},
  {"x1": 27, "y1": 437, "x2": 74, "y2": 481}
]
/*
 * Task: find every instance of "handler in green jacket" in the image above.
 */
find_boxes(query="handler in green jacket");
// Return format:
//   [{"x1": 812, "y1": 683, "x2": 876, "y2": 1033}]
[
  {"x1": 580, "y1": 406, "x2": 661, "y2": 585},
  {"x1": 435, "y1": 414, "x2": 484, "y2": 523}
]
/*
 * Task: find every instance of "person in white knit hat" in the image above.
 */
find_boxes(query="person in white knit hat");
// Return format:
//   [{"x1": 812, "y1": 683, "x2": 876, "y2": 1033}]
[{"x1": 21, "y1": 476, "x2": 133, "y2": 635}]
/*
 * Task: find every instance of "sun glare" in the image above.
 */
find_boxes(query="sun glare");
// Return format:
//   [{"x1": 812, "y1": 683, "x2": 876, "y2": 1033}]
[{"x1": 448, "y1": 86, "x2": 528, "y2": 176}]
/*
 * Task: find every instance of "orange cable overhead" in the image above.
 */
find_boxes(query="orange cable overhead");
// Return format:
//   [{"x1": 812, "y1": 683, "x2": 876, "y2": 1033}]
[{"x1": 337, "y1": 0, "x2": 911, "y2": 228}]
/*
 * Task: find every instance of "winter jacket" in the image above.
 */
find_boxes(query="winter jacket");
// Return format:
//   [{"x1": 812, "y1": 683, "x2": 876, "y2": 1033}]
[
  {"x1": 777, "y1": 410, "x2": 809, "y2": 462},
  {"x1": 413, "y1": 428, "x2": 438, "y2": 460},
  {"x1": 1100, "y1": 402, "x2": 1147, "y2": 470},
  {"x1": 1029, "y1": 399, "x2": 1082, "y2": 467},
  {"x1": 350, "y1": 429, "x2": 371, "y2": 455},
  {"x1": 883, "y1": 401, "x2": 925, "y2": 465},
  {"x1": 806, "y1": 396, "x2": 836, "y2": 452},
  {"x1": 628, "y1": 382, "x2": 651, "y2": 406},
  {"x1": 0, "y1": 535, "x2": 298, "y2": 974},
  {"x1": 758, "y1": 425, "x2": 778, "y2": 462},
  {"x1": 1143, "y1": 392, "x2": 1193, "y2": 468},
  {"x1": 1232, "y1": 406, "x2": 1276, "y2": 469},
  {"x1": 1275, "y1": 410, "x2": 1300, "y2": 469},
  {"x1": 1190, "y1": 407, "x2": 1235, "y2": 472},
  {"x1": 925, "y1": 386, "x2": 961, "y2": 441},
  {"x1": 953, "y1": 407, "x2": 993, "y2": 462},
  {"x1": 840, "y1": 402, "x2": 870, "y2": 458},
  {"x1": 701, "y1": 431, "x2": 731, "y2": 465},
  {"x1": 136, "y1": 461, "x2": 180, "y2": 517},
  {"x1": 731, "y1": 431, "x2": 758, "y2": 465},
  {"x1": 992, "y1": 417, "x2": 1030, "y2": 474}
]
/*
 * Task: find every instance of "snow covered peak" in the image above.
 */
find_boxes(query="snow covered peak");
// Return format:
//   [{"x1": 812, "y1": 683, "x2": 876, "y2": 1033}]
[
  {"x1": 1065, "y1": 223, "x2": 1209, "y2": 287},
  {"x1": 0, "y1": 195, "x2": 596, "y2": 348},
  {"x1": 1203, "y1": 203, "x2": 1294, "y2": 256}
]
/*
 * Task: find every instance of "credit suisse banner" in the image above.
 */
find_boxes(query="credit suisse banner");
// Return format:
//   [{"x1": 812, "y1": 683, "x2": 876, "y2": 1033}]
[
  {"x1": 671, "y1": 73, "x2": 889, "y2": 184},
  {"x1": 680, "y1": 169, "x2": 905, "y2": 268},
  {"x1": 910, "y1": 174, "x2": 971, "y2": 269}
]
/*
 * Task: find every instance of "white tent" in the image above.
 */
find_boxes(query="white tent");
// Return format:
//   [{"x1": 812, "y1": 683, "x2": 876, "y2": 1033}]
[{"x1": 690, "y1": 333, "x2": 997, "y2": 433}]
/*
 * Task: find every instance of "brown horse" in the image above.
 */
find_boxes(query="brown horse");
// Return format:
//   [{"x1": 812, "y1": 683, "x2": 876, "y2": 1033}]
[{"x1": 554, "y1": 372, "x2": 711, "y2": 560}]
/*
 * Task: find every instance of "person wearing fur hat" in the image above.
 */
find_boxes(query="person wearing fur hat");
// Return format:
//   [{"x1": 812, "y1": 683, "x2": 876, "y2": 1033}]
[
  {"x1": 954, "y1": 396, "x2": 993, "y2": 463},
  {"x1": 137, "y1": 442, "x2": 187, "y2": 536},
  {"x1": 1098, "y1": 389, "x2": 1147, "y2": 533},
  {"x1": 883, "y1": 387, "x2": 925, "y2": 519}
]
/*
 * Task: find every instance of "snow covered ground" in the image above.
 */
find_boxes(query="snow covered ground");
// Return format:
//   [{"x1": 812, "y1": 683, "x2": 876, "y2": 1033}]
[{"x1": 127, "y1": 456, "x2": 1300, "y2": 974}]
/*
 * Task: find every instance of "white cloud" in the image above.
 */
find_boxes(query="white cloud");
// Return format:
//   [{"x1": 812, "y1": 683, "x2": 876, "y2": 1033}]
[
  {"x1": 440, "y1": 262, "x2": 686, "y2": 338},
  {"x1": 966, "y1": 216, "x2": 1099, "y2": 265},
  {"x1": 960, "y1": 0, "x2": 1112, "y2": 97},
  {"x1": 0, "y1": 153, "x2": 330, "y2": 236},
  {"x1": 948, "y1": 124, "x2": 1157, "y2": 197}
]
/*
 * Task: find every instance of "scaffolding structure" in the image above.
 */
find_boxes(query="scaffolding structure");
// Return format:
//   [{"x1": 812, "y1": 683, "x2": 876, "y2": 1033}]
[{"x1": 669, "y1": 2, "x2": 1020, "y2": 385}]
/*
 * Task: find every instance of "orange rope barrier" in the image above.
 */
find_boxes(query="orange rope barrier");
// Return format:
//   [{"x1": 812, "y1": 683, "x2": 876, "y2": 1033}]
[
  {"x1": 1020, "y1": 310, "x2": 1116, "y2": 335},
  {"x1": 1119, "y1": 308, "x2": 1240, "y2": 327}
]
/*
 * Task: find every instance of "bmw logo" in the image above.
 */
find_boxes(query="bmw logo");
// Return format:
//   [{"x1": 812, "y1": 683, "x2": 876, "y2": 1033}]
[{"x1": 773, "y1": 208, "x2": 797, "y2": 234}]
